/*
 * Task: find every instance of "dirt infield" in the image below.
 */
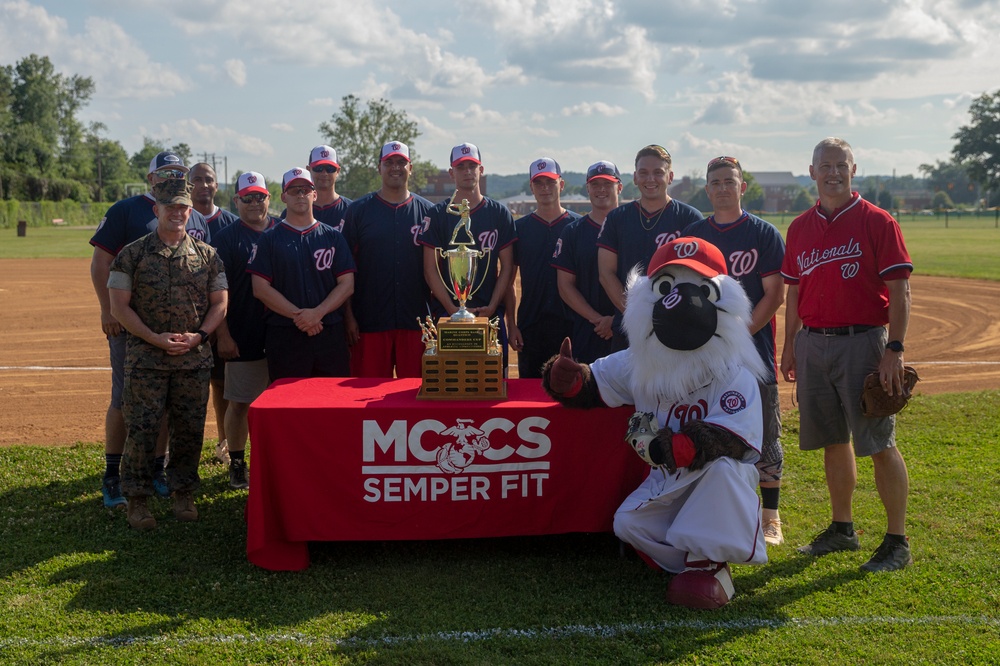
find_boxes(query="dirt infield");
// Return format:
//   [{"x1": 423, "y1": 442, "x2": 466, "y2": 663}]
[{"x1": 1, "y1": 257, "x2": 997, "y2": 446}]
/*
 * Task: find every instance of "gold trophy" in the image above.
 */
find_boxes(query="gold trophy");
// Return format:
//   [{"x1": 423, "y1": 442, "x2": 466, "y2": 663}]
[{"x1": 418, "y1": 194, "x2": 506, "y2": 400}]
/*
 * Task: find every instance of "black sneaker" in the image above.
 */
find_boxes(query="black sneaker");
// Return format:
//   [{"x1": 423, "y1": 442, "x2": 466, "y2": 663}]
[
  {"x1": 861, "y1": 536, "x2": 912, "y2": 573},
  {"x1": 229, "y1": 459, "x2": 249, "y2": 490},
  {"x1": 796, "y1": 524, "x2": 860, "y2": 556}
]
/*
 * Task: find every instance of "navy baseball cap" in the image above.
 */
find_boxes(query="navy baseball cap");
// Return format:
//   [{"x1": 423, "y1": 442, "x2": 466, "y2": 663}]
[
  {"x1": 380, "y1": 141, "x2": 410, "y2": 162},
  {"x1": 529, "y1": 157, "x2": 561, "y2": 181},
  {"x1": 309, "y1": 145, "x2": 340, "y2": 169},
  {"x1": 282, "y1": 167, "x2": 314, "y2": 191},
  {"x1": 587, "y1": 160, "x2": 621, "y2": 183},
  {"x1": 450, "y1": 142, "x2": 482, "y2": 166},
  {"x1": 148, "y1": 151, "x2": 188, "y2": 175}
]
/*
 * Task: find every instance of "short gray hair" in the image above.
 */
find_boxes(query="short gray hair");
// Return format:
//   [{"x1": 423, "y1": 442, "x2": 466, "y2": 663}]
[{"x1": 812, "y1": 137, "x2": 854, "y2": 166}]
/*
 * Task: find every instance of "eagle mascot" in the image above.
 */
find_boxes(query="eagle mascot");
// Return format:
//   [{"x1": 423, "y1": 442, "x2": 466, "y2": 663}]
[{"x1": 543, "y1": 236, "x2": 769, "y2": 610}]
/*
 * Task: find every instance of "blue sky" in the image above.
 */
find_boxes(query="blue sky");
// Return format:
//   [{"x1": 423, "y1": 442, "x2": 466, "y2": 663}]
[{"x1": 2, "y1": 0, "x2": 998, "y2": 186}]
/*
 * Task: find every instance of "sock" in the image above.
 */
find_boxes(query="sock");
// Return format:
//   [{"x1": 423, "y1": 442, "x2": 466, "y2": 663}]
[
  {"x1": 230, "y1": 449, "x2": 245, "y2": 462},
  {"x1": 833, "y1": 521, "x2": 855, "y2": 536},
  {"x1": 153, "y1": 455, "x2": 166, "y2": 476},
  {"x1": 885, "y1": 533, "x2": 908, "y2": 545},
  {"x1": 761, "y1": 487, "x2": 780, "y2": 511},
  {"x1": 104, "y1": 454, "x2": 122, "y2": 480}
]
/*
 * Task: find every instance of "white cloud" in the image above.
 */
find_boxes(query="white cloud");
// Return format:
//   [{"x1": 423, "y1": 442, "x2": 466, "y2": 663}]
[
  {"x1": 153, "y1": 119, "x2": 274, "y2": 157},
  {"x1": 308, "y1": 98, "x2": 336, "y2": 107},
  {"x1": 224, "y1": 59, "x2": 246, "y2": 87},
  {"x1": 562, "y1": 102, "x2": 627, "y2": 118},
  {"x1": 271, "y1": 123, "x2": 294, "y2": 132},
  {"x1": 0, "y1": 3, "x2": 188, "y2": 100}
]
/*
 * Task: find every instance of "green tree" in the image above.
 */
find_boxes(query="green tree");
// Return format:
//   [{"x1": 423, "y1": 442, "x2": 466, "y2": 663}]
[
  {"x1": 931, "y1": 190, "x2": 954, "y2": 210},
  {"x1": 791, "y1": 187, "x2": 814, "y2": 212},
  {"x1": 318, "y1": 95, "x2": 431, "y2": 199},
  {"x1": 952, "y1": 89, "x2": 1000, "y2": 200},
  {"x1": 919, "y1": 159, "x2": 978, "y2": 206},
  {"x1": 742, "y1": 172, "x2": 764, "y2": 210}
]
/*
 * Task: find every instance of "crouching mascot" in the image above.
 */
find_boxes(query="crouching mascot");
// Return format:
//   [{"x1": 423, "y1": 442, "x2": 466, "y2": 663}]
[{"x1": 543, "y1": 237, "x2": 768, "y2": 610}]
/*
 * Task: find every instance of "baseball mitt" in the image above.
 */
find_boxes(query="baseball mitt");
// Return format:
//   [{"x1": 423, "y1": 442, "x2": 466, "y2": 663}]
[{"x1": 860, "y1": 366, "x2": 920, "y2": 417}]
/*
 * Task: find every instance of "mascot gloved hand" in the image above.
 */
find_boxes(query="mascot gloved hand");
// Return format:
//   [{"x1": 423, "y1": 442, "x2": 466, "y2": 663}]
[{"x1": 542, "y1": 237, "x2": 770, "y2": 610}]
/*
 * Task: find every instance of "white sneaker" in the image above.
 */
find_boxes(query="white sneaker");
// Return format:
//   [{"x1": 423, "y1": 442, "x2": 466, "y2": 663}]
[
  {"x1": 214, "y1": 439, "x2": 230, "y2": 465},
  {"x1": 763, "y1": 517, "x2": 784, "y2": 546}
]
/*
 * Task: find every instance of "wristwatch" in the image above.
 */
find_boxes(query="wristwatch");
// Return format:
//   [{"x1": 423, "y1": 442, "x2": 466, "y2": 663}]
[
  {"x1": 196, "y1": 329, "x2": 209, "y2": 345},
  {"x1": 886, "y1": 340, "x2": 904, "y2": 353}
]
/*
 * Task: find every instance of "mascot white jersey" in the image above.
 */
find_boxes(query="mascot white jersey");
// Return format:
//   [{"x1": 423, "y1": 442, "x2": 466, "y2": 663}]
[{"x1": 543, "y1": 236, "x2": 769, "y2": 610}]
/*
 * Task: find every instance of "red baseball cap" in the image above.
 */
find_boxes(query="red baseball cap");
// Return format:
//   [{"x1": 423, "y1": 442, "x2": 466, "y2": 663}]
[{"x1": 647, "y1": 236, "x2": 727, "y2": 278}]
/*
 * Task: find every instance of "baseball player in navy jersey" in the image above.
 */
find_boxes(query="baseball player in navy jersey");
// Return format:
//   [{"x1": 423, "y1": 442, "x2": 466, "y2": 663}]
[
  {"x1": 781, "y1": 138, "x2": 914, "y2": 573},
  {"x1": 683, "y1": 156, "x2": 787, "y2": 546},
  {"x1": 248, "y1": 167, "x2": 356, "y2": 381},
  {"x1": 211, "y1": 171, "x2": 275, "y2": 489},
  {"x1": 280, "y1": 145, "x2": 353, "y2": 229},
  {"x1": 341, "y1": 141, "x2": 434, "y2": 378},
  {"x1": 89, "y1": 151, "x2": 211, "y2": 509},
  {"x1": 551, "y1": 160, "x2": 623, "y2": 364},
  {"x1": 189, "y1": 161, "x2": 239, "y2": 464},
  {"x1": 597, "y1": 145, "x2": 703, "y2": 351},
  {"x1": 419, "y1": 143, "x2": 517, "y2": 371},
  {"x1": 510, "y1": 157, "x2": 579, "y2": 378},
  {"x1": 190, "y1": 162, "x2": 239, "y2": 238}
]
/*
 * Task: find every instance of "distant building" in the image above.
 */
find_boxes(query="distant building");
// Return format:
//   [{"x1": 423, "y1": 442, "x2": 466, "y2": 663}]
[{"x1": 752, "y1": 172, "x2": 801, "y2": 212}]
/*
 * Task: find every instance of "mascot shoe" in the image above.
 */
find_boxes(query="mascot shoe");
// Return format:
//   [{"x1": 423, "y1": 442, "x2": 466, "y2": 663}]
[{"x1": 666, "y1": 560, "x2": 735, "y2": 610}]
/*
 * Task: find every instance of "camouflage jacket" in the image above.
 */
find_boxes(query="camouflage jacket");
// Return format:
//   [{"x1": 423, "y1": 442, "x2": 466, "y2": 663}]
[{"x1": 109, "y1": 232, "x2": 227, "y2": 370}]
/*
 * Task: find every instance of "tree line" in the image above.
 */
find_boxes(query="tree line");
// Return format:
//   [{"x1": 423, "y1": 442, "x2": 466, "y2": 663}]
[{"x1": 2, "y1": 54, "x2": 999, "y2": 208}]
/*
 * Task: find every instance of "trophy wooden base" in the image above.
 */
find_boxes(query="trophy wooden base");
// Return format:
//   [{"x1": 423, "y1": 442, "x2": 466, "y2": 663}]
[
  {"x1": 417, "y1": 316, "x2": 507, "y2": 400},
  {"x1": 417, "y1": 353, "x2": 506, "y2": 400}
]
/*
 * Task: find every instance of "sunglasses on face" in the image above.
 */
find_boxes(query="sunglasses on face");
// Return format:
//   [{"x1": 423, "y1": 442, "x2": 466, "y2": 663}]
[
  {"x1": 156, "y1": 169, "x2": 187, "y2": 180},
  {"x1": 239, "y1": 193, "x2": 268, "y2": 204},
  {"x1": 286, "y1": 186, "x2": 315, "y2": 197},
  {"x1": 311, "y1": 165, "x2": 338, "y2": 174}
]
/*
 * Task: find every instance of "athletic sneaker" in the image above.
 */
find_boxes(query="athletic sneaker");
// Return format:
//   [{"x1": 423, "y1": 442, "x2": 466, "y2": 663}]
[
  {"x1": 215, "y1": 440, "x2": 231, "y2": 465},
  {"x1": 762, "y1": 517, "x2": 784, "y2": 546},
  {"x1": 229, "y1": 459, "x2": 249, "y2": 490},
  {"x1": 796, "y1": 524, "x2": 860, "y2": 556},
  {"x1": 102, "y1": 476, "x2": 127, "y2": 509},
  {"x1": 153, "y1": 473, "x2": 170, "y2": 499},
  {"x1": 861, "y1": 536, "x2": 913, "y2": 573}
]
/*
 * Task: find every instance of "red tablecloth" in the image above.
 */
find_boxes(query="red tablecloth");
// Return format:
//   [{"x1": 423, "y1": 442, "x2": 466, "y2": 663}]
[{"x1": 246, "y1": 378, "x2": 645, "y2": 570}]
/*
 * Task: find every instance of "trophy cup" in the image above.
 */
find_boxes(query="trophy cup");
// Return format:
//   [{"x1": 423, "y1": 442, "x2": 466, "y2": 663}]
[{"x1": 418, "y1": 195, "x2": 506, "y2": 400}]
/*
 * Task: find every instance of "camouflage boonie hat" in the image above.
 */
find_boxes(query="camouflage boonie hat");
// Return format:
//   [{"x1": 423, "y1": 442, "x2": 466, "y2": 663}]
[{"x1": 152, "y1": 179, "x2": 193, "y2": 206}]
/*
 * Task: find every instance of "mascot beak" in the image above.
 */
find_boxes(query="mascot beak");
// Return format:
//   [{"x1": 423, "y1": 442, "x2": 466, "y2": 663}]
[{"x1": 651, "y1": 282, "x2": 719, "y2": 350}]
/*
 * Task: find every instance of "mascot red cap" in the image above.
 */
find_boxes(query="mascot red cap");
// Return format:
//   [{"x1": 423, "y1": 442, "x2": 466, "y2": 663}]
[{"x1": 646, "y1": 236, "x2": 727, "y2": 279}]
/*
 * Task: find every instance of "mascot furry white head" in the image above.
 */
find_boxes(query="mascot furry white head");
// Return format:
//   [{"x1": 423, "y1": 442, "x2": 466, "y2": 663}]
[{"x1": 622, "y1": 236, "x2": 768, "y2": 403}]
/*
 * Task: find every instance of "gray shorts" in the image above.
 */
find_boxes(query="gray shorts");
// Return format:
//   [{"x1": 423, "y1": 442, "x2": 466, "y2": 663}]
[
  {"x1": 224, "y1": 358, "x2": 270, "y2": 404},
  {"x1": 794, "y1": 326, "x2": 895, "y2": 457},
  {"x1": 756, "y1": 382, "x2": 783, "y2": 482},
  {"x1": 109, "y1": 332, "x2": 126, "y2": 409}
]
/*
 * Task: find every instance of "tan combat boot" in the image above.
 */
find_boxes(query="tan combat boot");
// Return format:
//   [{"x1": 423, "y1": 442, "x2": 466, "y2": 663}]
[
  {"x1": 126, "y1": 496, "x2": 156, "y2": 531},
  {"x1": 172, "y1": 490, "x2": 198, "y2": 522}
]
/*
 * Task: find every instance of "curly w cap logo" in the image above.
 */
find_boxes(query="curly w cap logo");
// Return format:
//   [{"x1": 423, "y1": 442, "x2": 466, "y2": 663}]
[
  {"x1": 674, "y1": 240, "x2": 700, "y2": 259},
  {"x1": 320, "y1": 149, "x2": 329, "y2": 158},
  {"x1": 248, "y1": 175, "x2": 257, "y2": 183},
  {"x1": 720, "y1": 390, "x2": 747, "y2": 414}
]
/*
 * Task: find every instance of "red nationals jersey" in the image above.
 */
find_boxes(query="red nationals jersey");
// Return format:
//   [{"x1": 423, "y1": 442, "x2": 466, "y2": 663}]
[{"x1": 781, "y1": 194, "x2": 912, "y2": 328}]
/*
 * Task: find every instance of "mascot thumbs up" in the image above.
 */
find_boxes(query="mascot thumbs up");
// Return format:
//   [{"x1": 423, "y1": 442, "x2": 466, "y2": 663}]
[{"x1": 543, "y1": 237, "x2": 769, "y2": 610}]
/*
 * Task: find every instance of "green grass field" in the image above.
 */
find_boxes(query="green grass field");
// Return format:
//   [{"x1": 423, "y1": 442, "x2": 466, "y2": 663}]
[
  {"x1": 2, "y1": 216, "x2": 998, "y2": 279},
  {"x1": 1, "y1": 391, "x2": 998, "y2": 664}
]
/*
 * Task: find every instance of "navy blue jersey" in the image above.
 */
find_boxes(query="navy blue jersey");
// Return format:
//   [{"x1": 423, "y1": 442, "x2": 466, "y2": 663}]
[
  {"x1": 596, "y1": 199, "x2": 703, "y2": 285},
  {"x1": 342, "y1": 191, "x2": 434, "y2": 332},
  {"x1": 514, "y1": 210, "x2": 579, "y2": 329},
  {"x1": 418, "y1": 196, "x2": 516, "y2": 315},
  {"x1": 683, "y1": 211, "x2": 785, "y2": 383},
  {"x1": 211, "y1": 218, "x2": 276, "y2": 360},
  {"x1": 280, "y1": 196, "x2": 353, "y2": 231},
  {"x1": 247, "y1": 220, "x2": 356, "y2": 327},
  {"x1": 551, "y1": 214, "x2": 615, "y2": 363},
  {"x1": 206, "y1": 205, "x2": 240, "y2": 239},
  {"x1": 90, "y1": 193, "x2": 211, "y2": 255}
]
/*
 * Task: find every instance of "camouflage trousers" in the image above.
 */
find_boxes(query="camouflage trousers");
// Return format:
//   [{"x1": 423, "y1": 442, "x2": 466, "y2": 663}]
[{"x1": 120, "y1": 367, "x2": 211, "y2": 497}]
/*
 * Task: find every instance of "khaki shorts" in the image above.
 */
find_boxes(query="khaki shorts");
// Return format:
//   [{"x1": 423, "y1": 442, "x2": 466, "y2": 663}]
[
  {"x1": 223, "y1": 358, "x2": 270, "y2": 404},
  {"x1": 794, "y1": 326, "x2": 895, "y2": 457}
]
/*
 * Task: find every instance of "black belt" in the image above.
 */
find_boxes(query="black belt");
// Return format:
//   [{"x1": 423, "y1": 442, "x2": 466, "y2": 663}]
[{"x1": 803, "y1": 325, "x2": 879, "y2": 336}]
